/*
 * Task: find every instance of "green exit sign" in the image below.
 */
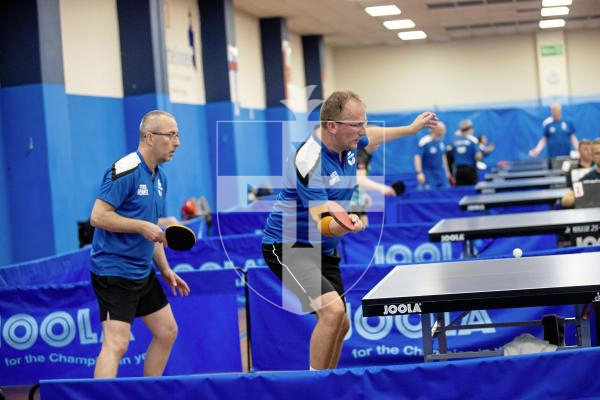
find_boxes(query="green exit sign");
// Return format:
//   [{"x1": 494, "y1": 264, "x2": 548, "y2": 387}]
[{"x1": 540, "y1": 44, "x2": 563, "y2": 57}]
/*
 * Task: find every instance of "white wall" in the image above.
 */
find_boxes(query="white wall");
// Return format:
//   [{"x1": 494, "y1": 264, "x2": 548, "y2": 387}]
[
  {"x1": 60, "y1": 0, "x2": 123, "y2": 97},
  {"x1": 567, "y1": 29, "x2": 600, "y2": 100},
  {"x1": 332, "y1": 34, "x2": 540, "y2": 112},
  {"x1": 235, "y1": 10, "x2": 266, "y2": 109},
  {"x1": 323, "y1": 44, "x2": 336, "y2": 98},
  {"x1": 164, "y1": 0, "x2": 205, "y2": 104}
]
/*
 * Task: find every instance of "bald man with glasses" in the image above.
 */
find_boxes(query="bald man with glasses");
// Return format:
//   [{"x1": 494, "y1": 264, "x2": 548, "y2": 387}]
[
  {"x1": 89, "y1": 110, "x2": 190, "y2": 378},
  {"x1": 262, "y1": 91, "x2": 437, "y2": 371}
]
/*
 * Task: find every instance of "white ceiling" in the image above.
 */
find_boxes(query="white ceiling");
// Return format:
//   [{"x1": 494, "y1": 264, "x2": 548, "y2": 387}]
[{"x1": 233, "y1": 0, "x2": 600, "y2": 46}]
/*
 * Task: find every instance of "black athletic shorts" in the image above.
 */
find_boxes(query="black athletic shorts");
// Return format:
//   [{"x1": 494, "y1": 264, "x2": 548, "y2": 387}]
[
  {"x1": 91, "y1": 268, "x2": 168, "y2": 324},
  {"x1": 262, "y1": 242, "x2": 345, "y2": 313},
  {"x1": 455, "y1": 165, "x2": 478, "y2": 186}
]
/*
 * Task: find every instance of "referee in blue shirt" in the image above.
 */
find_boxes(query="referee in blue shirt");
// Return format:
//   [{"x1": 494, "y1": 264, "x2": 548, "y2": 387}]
[
  {"x1": 262, "y1": 91, "x2": 437, "y2": 370},
  {"x1": 529, "y1": 103, "x2": 578, "y2": 159},
  {"x1": 90, "y1": 110, "x2": 190, "y2": 378}
]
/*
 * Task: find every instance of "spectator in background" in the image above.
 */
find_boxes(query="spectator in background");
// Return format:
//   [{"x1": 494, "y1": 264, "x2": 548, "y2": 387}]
[
  {"x1": 529, "y1": 103, "x2": 578, "y2": 159},
  {"x1": 451, "y1": 119, "x2": 482, "y2": 185},
  {"x1": 356, "y1": 142, "x2": 396, "y2": 196},
  {"x1": 414, "y1": 121, "x2": 452, "y2": 190},
  {"x1": 247, "y1": 184, "x2": 274, "y2": 202},
  {"x1": 478, "y1": 134, "x2": 495, "y2": 157},
  {"x1": 351, "y1": 142, "x2": 397, "y2": 226}
]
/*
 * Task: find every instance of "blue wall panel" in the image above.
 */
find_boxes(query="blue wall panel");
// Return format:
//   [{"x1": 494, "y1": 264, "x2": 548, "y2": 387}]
[
  {"x1": 44, "y1": 85, "x2": 78, "y2": 253},
  {"x1": 67, "y1": 95, "x2": 127, "y2": 221},
  {"x1": 235, "y1": 108, "x2": 270, "y2": 177},
  {"x1": 122, "y1": 93, "x2": 170, "y2": 151},
  {"x1": 166, "y1": 103, "x2": 213, "y2": 217},
  {"x1": 0, "y1": 85, "x2": 55, "y2": 262},
  {"x1": 0, "y1": 94, "x2": 12, "y2": 265}
]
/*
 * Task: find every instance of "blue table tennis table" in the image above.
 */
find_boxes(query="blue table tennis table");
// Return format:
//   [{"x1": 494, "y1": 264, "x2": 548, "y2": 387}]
[
  {"x1": 475, "y1": 176, "x2": 566, "y2": 193},
  {"x1": 459, "y1": 188, "x2": 569, "y2": 211},
  {"x1": 428, "y1": 207, "x2": 600, "y2": 257},
  {"x1": 485, "y1": 169, "x2": 564, "y2": 181}
]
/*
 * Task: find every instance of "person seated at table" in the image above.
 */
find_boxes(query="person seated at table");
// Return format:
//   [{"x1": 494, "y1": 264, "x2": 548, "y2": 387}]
[{"x1": 561, "y1": 138, "x2": 600, "y2": 208}]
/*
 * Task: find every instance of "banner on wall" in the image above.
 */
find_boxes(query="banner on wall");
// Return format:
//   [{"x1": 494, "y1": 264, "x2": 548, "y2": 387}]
[
  {"x1": 164, "y1": 0, "x2": 204, "y2": 104},
  {"x1": 166, "y1": 232, "x2": 265, "y2": 273},
  {"x1": 0, "y1": 270, "x2": 241, "y2": 385},
  {"x1": 247, "y1": 266, "x2": 575, "y2": 370}
]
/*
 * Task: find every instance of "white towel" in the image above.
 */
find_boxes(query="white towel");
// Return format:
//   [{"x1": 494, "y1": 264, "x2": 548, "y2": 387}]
[{"x1": 502, "y1": 333, "x2": 558, "y2": 356}]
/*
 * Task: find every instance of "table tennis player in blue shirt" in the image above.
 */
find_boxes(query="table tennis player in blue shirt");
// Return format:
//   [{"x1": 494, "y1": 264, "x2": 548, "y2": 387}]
[
  {"x1": 452, "y1": 120, "x2": 483, "y2": 185},
  {"x1": 414, "y1": 121, "x2": 452, "y2": 189},
  {"x1": 529, "y1": 103, "x2": 578, "y2": 159},
  {"x1": 89, "y1": 110, "x2": 190, "y2": 379},
  {"x1": 262, "y1": 90, "x2": 437, "y2": 371}
]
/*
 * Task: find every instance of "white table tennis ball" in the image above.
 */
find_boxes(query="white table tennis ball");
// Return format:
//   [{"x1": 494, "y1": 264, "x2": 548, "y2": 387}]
[{"x1": 513, "y1": 248, "x2": 523, "y2": 258}]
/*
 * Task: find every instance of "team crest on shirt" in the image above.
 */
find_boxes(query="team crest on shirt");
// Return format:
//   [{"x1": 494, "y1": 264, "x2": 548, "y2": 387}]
[
  {"x1": 430, "y1": 147, "x2": 437, "y2": 154},
  {"x1": 329, "y1": 171, "x2": 341, "y2": 186},
  {"x1": 137, "y1": 184, "x2": 149, "y2": 196},
  {"x1": 157, "y1": 178, "x2": 163, "y2": 197},
  {"x1": 347, "y1": 151, "x2": 356, "y2": 166},
  {"x1": 549, "y1": 126, "x2": 556, "y2": 134}
]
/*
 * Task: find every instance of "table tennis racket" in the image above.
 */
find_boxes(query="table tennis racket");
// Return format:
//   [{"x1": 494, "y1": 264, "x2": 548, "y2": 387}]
[
  {"x1": 326, "y1": 200, "x2": 355, "y2": 231},
  {"x1": 391, "y1": 181, "x2": 406, "y2": 196},
  {"x1": 165, "y1": 225, "x2": 196, "y2": 251}
]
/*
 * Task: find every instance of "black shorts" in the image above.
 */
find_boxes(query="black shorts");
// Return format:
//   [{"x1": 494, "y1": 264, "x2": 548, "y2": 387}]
[
  {"x1": 262, "y1": 243, "x2": 345, "y2": 313},
  {"x1": 455, "y1": 165, "x2": 478, "y2": 186},
  {"x1": 91, "y1": 269, "x2": 169, "y2": 324}
]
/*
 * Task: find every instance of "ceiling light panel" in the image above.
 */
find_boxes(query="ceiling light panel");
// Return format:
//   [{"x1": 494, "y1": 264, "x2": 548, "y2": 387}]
[
  {"x1": 365, "y1": 5, "x2": 401, "y2": 17},
  {"x1": 541, "y1": 6, "x2": 569, "y2": 16},
  {"x1": 539, "y1": 18, "x2": 566, "y2": 28},
  {"x1": 542, "y1": 0, "x2": 572, "y2": 7},
  {"x1": 383, "y1": 19, "x2": 416, "y2": 29},
  {"x1": 398, "y1": 30, "x2": 427, "y2": 40}
]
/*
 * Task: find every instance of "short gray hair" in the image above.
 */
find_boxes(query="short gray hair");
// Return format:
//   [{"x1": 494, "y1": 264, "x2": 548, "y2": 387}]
[
  {"x1": 320, "y1": 91, "x2": 363, "y2": 129},
  {"x1": 139, "y1": 110, "x2": 175, "y2": 139}
]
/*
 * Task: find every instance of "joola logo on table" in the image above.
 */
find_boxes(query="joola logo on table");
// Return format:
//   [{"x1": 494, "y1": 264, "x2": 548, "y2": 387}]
[
  {"x1": 383, "y1": 303, "x2": 422, "y2": 315},
  {"x1": 441, "y1": 233, "x2": 464, "y2": 242}
]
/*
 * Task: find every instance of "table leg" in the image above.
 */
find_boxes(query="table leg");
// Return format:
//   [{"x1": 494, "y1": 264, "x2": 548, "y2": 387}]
[
  {"x1": 436, "y1": 312, "x2": 447, "y2": 354},
  {"x1": 462, "y1": 240, "x2": 474, "y2": 258},
  {"x1": 576, "y1": 304, "x2": 591, "y2": 347},
  {"x1": 421, "y1": 313, "x2": 433, "y2": 362}
]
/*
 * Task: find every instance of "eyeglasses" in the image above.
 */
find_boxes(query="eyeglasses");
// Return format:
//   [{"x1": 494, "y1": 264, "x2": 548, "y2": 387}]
[
  {"x1": 150, "y1": 131, "x2": 179, "y2": 140},
  {"x1": 333, "y1": 120, "x2": 368, "y2": 129}
]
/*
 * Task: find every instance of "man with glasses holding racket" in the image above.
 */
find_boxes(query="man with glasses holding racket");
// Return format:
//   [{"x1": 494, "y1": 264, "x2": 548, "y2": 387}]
[
  {"x1": 89, "y1": 110, "x2": 190, "y2": 378},
  {"x1": 262, "y1": 91, "x2": 437, "y2": 370}
]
